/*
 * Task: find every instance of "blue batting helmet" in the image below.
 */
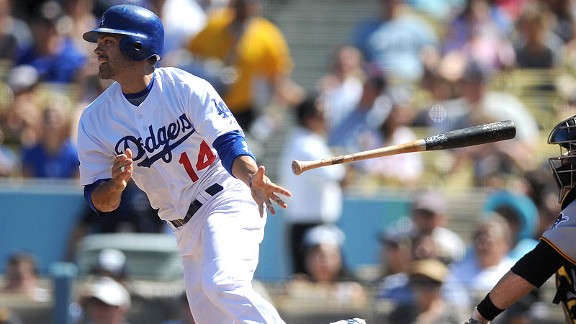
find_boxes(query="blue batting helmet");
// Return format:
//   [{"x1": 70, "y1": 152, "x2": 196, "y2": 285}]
[{"x1": 83, "y1": 4, "x2": 164, "y2": 61}]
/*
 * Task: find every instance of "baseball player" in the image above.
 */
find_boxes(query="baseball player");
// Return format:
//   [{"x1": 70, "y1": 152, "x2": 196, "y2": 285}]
[
  {"x1": 466, "y1": 115, "x2": 576, "y2": 324},
  {"x1": 76, "y1": 5, "x2": 291, "y2": 323}
]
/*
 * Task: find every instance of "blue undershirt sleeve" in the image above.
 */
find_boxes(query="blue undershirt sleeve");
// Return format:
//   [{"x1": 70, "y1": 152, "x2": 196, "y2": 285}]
[
  {"x1": 213, "y1": 130, "x2": 256, "y2": 177},
  {"x1": 83, "y1": 179, "x2": 109, "y2": 214}
]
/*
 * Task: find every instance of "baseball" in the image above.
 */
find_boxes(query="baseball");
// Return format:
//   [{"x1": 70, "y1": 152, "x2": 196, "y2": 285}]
[{"x1": 429, "y1": 104, "x2": 447, "y2": 123}]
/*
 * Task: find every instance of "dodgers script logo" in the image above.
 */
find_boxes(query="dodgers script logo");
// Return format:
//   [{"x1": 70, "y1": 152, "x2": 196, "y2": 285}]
[
  {"x1": 552, "y1": 212, "x2": 570, "y2": 229},
  {"x1": 114, "y1": 113, "x2": 194, "y2": 167}
]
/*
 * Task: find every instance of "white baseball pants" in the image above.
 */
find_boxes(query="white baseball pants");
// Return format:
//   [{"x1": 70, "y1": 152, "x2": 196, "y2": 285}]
[{"x1": 174, "y1": 182, "x2": 285, "y2": 324}]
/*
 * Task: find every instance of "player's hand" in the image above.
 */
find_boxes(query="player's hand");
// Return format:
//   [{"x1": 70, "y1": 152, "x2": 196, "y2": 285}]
[
  {"x1": 112, "y1": 148, "x2": 133, "y2": 190},
  {"x1": 250, "y1": 166, "x2": 292, "y2": 217}
]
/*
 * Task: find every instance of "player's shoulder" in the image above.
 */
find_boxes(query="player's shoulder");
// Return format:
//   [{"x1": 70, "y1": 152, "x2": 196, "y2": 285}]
[
  {"x1": 81, "y1": 82, "x2": 122, "y2": 117},
  {"x1": 155, "y1": 66, "x2": 211, "y2": 88}
]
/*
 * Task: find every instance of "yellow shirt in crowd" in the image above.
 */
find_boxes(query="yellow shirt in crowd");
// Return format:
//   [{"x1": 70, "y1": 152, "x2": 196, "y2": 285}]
[{"x1": 187, "y1": 8, "x2": 294, "y2": 113}]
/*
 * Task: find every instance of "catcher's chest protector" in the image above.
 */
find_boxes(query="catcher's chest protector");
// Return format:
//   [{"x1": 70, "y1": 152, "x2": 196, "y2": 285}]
[{"x1": 554, "y1": 264, "x2": 576, "y2": 323}]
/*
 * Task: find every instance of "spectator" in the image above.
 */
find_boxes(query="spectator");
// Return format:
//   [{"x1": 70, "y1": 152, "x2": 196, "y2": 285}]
[
  {"x1": 443, "y1": 215, "x2": 514, "y2": 311},
  {"x1": 429, "y1": 60, "x2": 540, "y2": 187},
  {"x1": 327, "y1": 72, "x2": 389, "y2": 154},
  {"x1": 78, "y1": 276, "x2": 131, "y2": 324},
  {"x1": 186, "y1": 0, "x2": 303, "y2": 132},
  {"x1": 544, "y1": 0, "x2": 574, "y2": 43},
  {"x1": 375, "y1": 216, "x2": 456, "y2": 309},
  {"x1": 377, "y1": 221, "x2": 414, "y2": 279},
  {"x1": 441, "y1": 0, "x2": 515, "y2": 74},
  {"x1": 382, "y1": 258, "x2": 464, "y2": 324},
  {"x1": 513, "y1": 2, "x2": 562, "y2": 69},
  {"x1": 282, "y1": 224, "x2": 368, "y2": 308},
  {"x1": 451, "y1": 213, "x2": 543, "y2": 323},
  {"x1": 0, "y1": 0, "x2": 19, "y2": 64},
  {"x1": 350, "y1": 0, "x2": 440, "y2": 84},
  {"x1": 361, "y1": 95, "x2": 424, "y2": 187},
  {"x1": 0, "y1": 252, "x2": 50, "y2": 303},
  {"x1": 406, "y1": 189, "x2": 466, "y2": 265},
  {"x1": 316, "y1": 45, "x2": 365, "y2": 133},
  {"x1": 60, "y1": 0, "x2": 99, "y2": 56},
  {"x1": 482, "y1": 188, "x2": 539, "y2": 262},
  {"x1": 0, "y1": 0, "x2": 32, "y2": 64},
  {"x1": 20, "y1": 98, "x2": 79, "y2": 178},
  {"x1": 1, "y1": 64, "x2": 41, "y2": 148},
  {"x1": 15, "y1": 1, "x2": 86, "y2": 84},
  {"x1": 375, "y1": 222, "x2": 416, "y2": 307},
  {"x1": 278, "y1": 94, "x2": 346, "y2": 275}
]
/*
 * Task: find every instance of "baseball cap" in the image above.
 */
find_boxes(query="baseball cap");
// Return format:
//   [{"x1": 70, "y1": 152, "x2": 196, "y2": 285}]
[
  {"x1": 303, "y1": 224, "x2": 345, "y2": 248},
  {"x1": 377, "y1": 219, "x2": 412, "y2": 246},
  {"x1": 82, "y1": 276, "x2": 131, "y2": 308},
  {"x1": 91, "y1": 248, "x2": 127, "y2": 279},
  {"x1": 411, "y1": 190, "x2": 446, "y2": 215},
  {"x1": 7, "y1": 65, "x2": 39, "y2": 94},
  {"x1": 408, "y1": 258, "x2": 448, "y2": 284}
]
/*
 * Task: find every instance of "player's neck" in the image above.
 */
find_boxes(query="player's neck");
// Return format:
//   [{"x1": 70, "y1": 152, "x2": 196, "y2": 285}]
[{"x1": 117, "y1": 70, "x2": 154, "y2": 95}]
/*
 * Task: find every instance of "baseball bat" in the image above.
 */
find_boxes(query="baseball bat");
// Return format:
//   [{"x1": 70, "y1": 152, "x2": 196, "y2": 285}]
[{"x1": 291, "y1": 120, "x2": 516, "y2": 175}]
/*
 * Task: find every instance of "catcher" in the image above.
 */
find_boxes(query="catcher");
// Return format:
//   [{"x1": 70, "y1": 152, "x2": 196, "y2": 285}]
[{"x1": 467, "y1": 115, "x2": 576, "y2": 323}]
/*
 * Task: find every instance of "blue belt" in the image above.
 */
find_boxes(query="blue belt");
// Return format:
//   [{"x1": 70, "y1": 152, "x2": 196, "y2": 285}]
[{"x1": 170, "y1": 183, "x2": 224, "y2": 228}]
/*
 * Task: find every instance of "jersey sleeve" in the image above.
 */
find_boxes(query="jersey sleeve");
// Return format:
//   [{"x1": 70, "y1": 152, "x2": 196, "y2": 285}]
[
  {"x1": 541, "y1": 204, "x2": 576, "y2": 265},
  {"x1": 179, "y1": 70, "x2": 243, "y2": 143}
]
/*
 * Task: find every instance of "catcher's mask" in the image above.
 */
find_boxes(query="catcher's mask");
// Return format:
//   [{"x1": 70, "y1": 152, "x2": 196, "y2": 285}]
[{"x1": 548, "y1": 115, "x2": 576, "y2": 202}]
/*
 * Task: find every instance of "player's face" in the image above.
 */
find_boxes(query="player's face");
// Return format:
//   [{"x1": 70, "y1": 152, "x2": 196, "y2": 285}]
[{"x1": 94, "y1": 34, "x2": 135, "y2": 80}]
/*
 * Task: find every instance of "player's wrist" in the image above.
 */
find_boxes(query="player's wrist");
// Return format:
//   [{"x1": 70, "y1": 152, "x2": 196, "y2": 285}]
[
  {"x1": 107, "y1": 179, "x2": 127, "y2": 193},
  {"x1": 467, "y1": 308, "x2": 490, "y2": 324}
]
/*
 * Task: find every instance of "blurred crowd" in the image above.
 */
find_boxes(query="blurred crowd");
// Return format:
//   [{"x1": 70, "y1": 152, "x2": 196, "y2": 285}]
[
  {"x1": 0, "y1": 0, "x2": 573, "y2": 190},
  {"x1": 1, "y1": 0, "x2": 575, "y2": 323}
]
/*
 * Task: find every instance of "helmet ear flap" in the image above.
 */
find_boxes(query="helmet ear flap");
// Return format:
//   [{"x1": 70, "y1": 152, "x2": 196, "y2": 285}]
[{"x1": 119, "y1": 36, "x2": 149, "y2": 61}]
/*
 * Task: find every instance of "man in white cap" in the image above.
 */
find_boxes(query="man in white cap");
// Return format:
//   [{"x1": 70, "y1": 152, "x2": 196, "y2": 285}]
[{"x1": 80, "y1": 276, "x2": 131, "y2": 324}]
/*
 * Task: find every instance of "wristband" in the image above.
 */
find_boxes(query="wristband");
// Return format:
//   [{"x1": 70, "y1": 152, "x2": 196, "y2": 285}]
[{"x1": 476, "y1": 294, "x2": 504, "y2": 321}]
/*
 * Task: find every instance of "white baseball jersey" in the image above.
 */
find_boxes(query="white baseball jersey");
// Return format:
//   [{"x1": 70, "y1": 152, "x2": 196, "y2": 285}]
[{"x1": 77, "y1": 67, "x2": 242, "y2": 221}]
